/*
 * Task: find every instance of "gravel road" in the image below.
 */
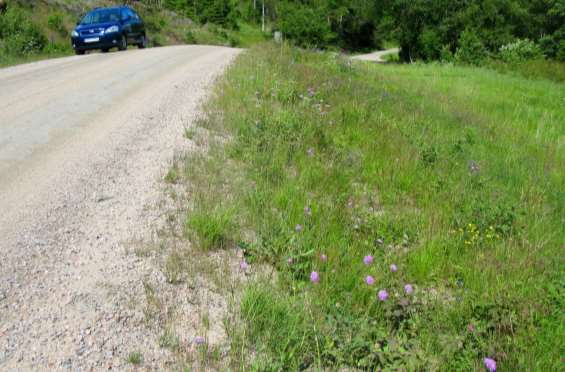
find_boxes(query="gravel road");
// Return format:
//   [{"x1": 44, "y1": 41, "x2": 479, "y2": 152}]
[
  {"x1": 0, "y1": 45, "x2": 240, "y2": 370},
  {"x1": 350, "y1": 48, "x2": 400, "y2": 62}
]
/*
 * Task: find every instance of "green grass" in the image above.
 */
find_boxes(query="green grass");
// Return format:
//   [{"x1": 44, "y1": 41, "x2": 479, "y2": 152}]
[
  {"x1": 183, "y1": 43, "x2": 564, "y2": 370},
  {"x1": 127, "y1": 351, "x2": 143, "y2": 365},
  {"x1": 486, "y1": 58, "x2": 565, "y2": 83}
]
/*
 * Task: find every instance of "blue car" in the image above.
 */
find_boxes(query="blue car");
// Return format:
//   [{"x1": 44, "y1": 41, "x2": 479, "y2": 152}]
[{"x1": 71, "y1": 6, "x2": 147, "y2": 55}]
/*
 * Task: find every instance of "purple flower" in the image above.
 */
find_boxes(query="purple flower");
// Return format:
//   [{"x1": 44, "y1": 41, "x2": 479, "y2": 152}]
[
  {"x1": 365, "y1": 275, "x2": 375, "y2": 286},
  {"x1": 404, "y1": 284, "x2": 414, "y2": 295},
  {"x1": 390, "y1": 264, "x2": 398, "y2": 273},
  {"x1": 378, "y1": 289, "x2": 388, "y2": 301},
  {"x1": 295, "y1": 224, "x2": 303, "y2": 232},
  {"x1": 310, "y1": 271, "x2": 320, "y2": 284},
  {"x1": 304, "y1": 206, "x2": 312, "y2": 216},
  {"x1": 320, "y1": 254, "x2": 327, "y2": 262},
  {"x1": 363, "y1": 255, "x2": 373, "y2": 266},
  {"x1": 240, "y1": 260, "x2": 249, "y2": 272},
  {"x1": 287, "y1": 257, "x2": 294, "y2": 265},
  {"x1": 194, "y1": 336, "x2": 206, "y2": 345},
  {"x1": 483, "y1": 357, "x2": 496, "y2": 372},
  {"x1": 307, "y1": 148, "x2": 315, "y2": 157}
]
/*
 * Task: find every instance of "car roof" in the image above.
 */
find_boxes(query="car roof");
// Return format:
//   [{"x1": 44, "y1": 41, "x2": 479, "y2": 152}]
[{"x1": 89, "y1": 6, "x2": 133, "y2": 12}]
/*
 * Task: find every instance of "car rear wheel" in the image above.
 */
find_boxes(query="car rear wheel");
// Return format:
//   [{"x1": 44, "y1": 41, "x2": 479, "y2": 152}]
[
  {"x1": 138, "y1": 34, "x2": 147, "y2": 49},
  {"x1": 118, "y1": 35, "x2": 127, "y2": 51}
]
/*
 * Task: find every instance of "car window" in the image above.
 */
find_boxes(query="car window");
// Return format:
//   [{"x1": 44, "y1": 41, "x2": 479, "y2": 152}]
[
  {"x1": 80, "y1": 9, "x2": 120, "y2": 25},
  {"x1": 127, "y1": 9, "x2": 139, "y2": 20}
]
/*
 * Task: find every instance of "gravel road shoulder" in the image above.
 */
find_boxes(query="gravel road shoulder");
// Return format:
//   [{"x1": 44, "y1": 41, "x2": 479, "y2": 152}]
[{"x1": 0, "y1": 46, "x2": 240, "y2": 370}]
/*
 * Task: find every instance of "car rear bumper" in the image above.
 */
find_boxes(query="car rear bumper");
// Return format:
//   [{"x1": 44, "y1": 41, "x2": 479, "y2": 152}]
[{"x1": 71, "y1": 33, "x2": 121, "y2": 51}]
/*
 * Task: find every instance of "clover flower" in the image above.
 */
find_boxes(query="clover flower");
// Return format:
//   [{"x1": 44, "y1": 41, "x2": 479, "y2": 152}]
[
  {"x1": 378, "y1": 289, "x2": 388, "y2": 301},
  {"x1": 363, "y1": 255, "x2": 373, "y2": 266},
  {"x1": 390, "y1": 264, "x2": 397, "y2": 273},
  {"x1": 404, "y1": 284, "x2": 414, "y2": 295},
  {"x1": 365, "y1": 275, "x2": 375, "y2": 285},
  {"x1": 240, "y1": 260, "x2": 248, "y2": 272},
  {"x1": 310, "y1": 271, "x2": 320, "y2": 284},
  {"x1": 483, "y1": 358, "x2": 496, "y2": 371}
]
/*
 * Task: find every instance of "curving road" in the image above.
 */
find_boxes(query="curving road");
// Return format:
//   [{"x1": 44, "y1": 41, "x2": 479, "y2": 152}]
[
  {"x1": 0, "y1": 45, "x2": 240, "y2": 370},
  {"x1": 350, "y1": 48, "x2": 399, "y2": 63}
]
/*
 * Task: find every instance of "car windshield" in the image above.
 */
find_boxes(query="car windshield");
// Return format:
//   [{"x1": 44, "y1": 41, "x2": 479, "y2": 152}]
[{"x1": 80, "y1": 9, "x2": 121, "y2": 25}]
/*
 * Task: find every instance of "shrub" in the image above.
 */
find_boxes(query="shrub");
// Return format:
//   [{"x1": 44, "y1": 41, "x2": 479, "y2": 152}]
[
  {"x1": 455, "y1": 30, "x2": 487, "y2": 65},
  {"x1": 0, "y1": 6, "x2": 46, "y2": 56},
  {"x1": 277, "y1": 3, "x2": 333, "y2": 48},
  {"x1": 47, "y1": 13, "x2": 67, "y2": 36},
  {"x1": 499, "y1": 39, "x2": 542, "y2": 63}
]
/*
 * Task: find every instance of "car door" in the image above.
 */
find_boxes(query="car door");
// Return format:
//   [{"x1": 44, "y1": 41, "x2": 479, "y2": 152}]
[
  {"x1": 120, "y1": 8, "x2": 134, "y2": 41},
  {"x1": 127, "y1": 8, "x2": 141, "y2": 41}
]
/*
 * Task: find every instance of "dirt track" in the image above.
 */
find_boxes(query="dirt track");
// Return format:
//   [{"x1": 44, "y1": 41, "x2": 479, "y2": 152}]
[{"x1": 0, "y1": 45, "x2": 240, "y2": 370}]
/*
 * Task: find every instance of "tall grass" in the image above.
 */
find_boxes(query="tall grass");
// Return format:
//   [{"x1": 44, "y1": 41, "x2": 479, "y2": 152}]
[{"x1": 184, "y1": 43, "x2": 564, "y2": 370}]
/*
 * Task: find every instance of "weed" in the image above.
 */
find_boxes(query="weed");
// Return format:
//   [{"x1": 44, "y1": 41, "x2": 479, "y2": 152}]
[
  {"x1": 159, "y1": 328, "x2": 180, "y2": 351},
  {"x1": 127, "y1": 351, "x2": 143, "y2": 365}
]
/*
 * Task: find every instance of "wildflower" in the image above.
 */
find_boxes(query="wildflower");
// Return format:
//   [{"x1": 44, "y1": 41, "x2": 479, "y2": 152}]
[
  {"x1": 320, "y1": 254, "x2": 327, "y2": 262},
  {"x1": 304, "y1": 206, "x2": 312, "y2": 216},
  {"x1": 310, "y1": 271, "x2": 320, "y2": 284},
  {"x1": 483, "y1": 357, "x2": 496, "y2": 372},
  {"x1": 390, "y1": 264, "x2": 398, "y2": 273},
  {"x1": 363, "y1": 255, "x2": 373, "y2": 266},
  {"x1": 467, "y1": 323, "x2": 475, "y2": 332},
  {"x1": 295, "y1": 224, "x2": 303, "y2": 232},
  {"x1": 287, "y1": 257, "x2": 293, "y2": 265},
  {"x1": 307, "y1": 148, "x2": 315, "y2": 157},
  {"x1": 378, "y1": 289, "x2": 388, "y2": 301},
  {"x1": 404, "y1": 284, "x2": 414, "y2": 295},
  {"x1": 240, "y1": 260, "x2": 248, "y2": 272},
  {"x1": 365, "y1": 275, "x2": 375, "y2": 285},
  {"x1": 194, "y1": 336, "x2": 206, "y2": 345}
]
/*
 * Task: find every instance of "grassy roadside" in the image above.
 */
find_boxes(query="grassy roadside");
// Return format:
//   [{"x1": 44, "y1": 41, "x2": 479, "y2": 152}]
[{"x1": 174, "y1": 43, "x2": 564, "y2": 370}]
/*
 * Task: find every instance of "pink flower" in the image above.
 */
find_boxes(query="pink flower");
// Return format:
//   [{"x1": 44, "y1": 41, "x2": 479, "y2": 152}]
[
  {"x1": 483, "y1": 357, "x2": 496, "y2": 371},
  {"x1": 404, "y1": 284, "x2": 414, "y2": 295},
  {"x1": 320, "y1": 254, "x2": 327, "y2": 262},
  {"x1": 304, "y1": 206, "x2": 312, "y2": 216},
  {"x1": 287, "y1": 257, "x2": 293, "y2": 265},
  {"x1": 240, "y1": 260, "x2": 248, "y2": 272},
  {"x1": 363, "y1": 255, "x2": 373, "y2": 266},
  {"x1": 378, "y1": 289, "x2": 388, "y2": 301},
  {"x1": 194, "y1": 336, "x2": 205, "y2": 345},
  {"x1": 310, "y1": 271, "x2": 320, "y2": 284},
  {"x1": 390, "y1": 264, "x2": 397, "y2": 273},
  {"x1": 365, "y1": 275, "x2": 375, "y2": 285}
]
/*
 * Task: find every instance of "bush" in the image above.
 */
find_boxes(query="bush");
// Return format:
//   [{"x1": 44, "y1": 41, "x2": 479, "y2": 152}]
[
  {"x1": 498, "y1": 39, "x2": 542, "y2": 63},
  {"x1": 47, "y1": 13, "x2": 67, "y2": 36},
  {"x1": 277, "y1": 3, "x2": 333, "y2": 48},
  {"x1": 455, "y1": 30, "x2": 487, "y2": 65},
  {"x1": 0, "y1": 6, "x2": 46, "y2": 56}
]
